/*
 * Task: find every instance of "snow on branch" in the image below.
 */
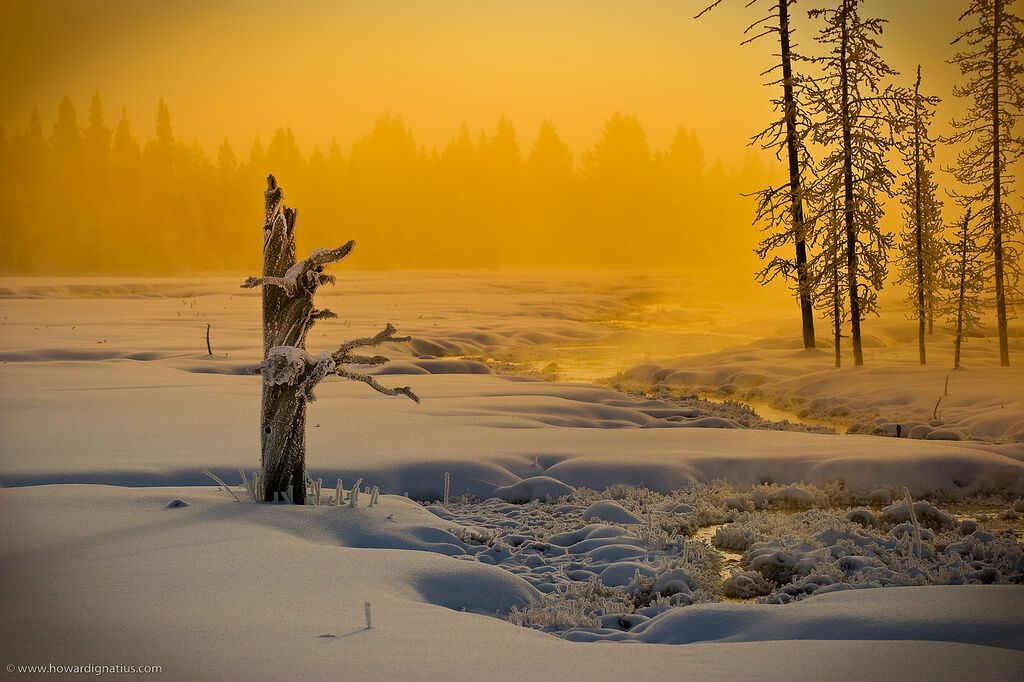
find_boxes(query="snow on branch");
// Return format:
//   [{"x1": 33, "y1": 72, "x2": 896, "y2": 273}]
[
  {"x1": 332, "y1": 323, "x2": 411, "y2": 358},
  {"x1": 241, "y1": 240, "x2": 356, "y2": 295},
  {"x1": 335, "y1": 366, "x2": 420, "y2": 403},
  {"x1": 258, "y1": 323, "x2": 419, "y2": 403}
]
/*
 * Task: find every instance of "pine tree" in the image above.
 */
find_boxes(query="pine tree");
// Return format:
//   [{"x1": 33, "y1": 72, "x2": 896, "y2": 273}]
[
  {"x1": 946, "y1": 0, "x2": 1023, "y2": 367},
  {"x1": 896, "y1": 66, "x2": 944, "y2": 365},
  {"x1": 697, "y1": 0, "x2": 817, "y2": 349},
  {"x1": 811, "y1": 193, "x2": 848, "y2": 367},
  {"x1": 946, "y1": 209, "x2": 987, "y2": 369},
  {"x1": 111, "y1": 109, "x2": 141, "y2": 167},
  {"x1": 216, "y1": 137, "x2": 238, "y2": 176},
  {"x1": 52, "y1": 95, "x2": 82, "y2": 160},
  {"x1": 84, "y1": 92, "x2": 112, "y2": 160},
  {"x1": 805, "y1": 0, "x2": 907, "y2": 366}
]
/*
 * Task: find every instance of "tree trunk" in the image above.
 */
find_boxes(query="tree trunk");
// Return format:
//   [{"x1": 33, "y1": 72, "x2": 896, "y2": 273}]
[
  {"x1": 992, "y1": 0, "x2": 1010, "y2": 366},
  {"x1": 779, "y1": 0, "x2": 816, "y2": 349},
  {"x1": 839, "y1": 1, "x2": 863, "y2": 366},
  {"x1": 245, "y1": 176, "x2": 417, "y2": 503},
  {"x1": 913, "y1": 67, "x2": 926, "y2": 365},
  {"x1": 954, "y1": 213, "x2": 970, "y2": 370},
  {"x1": 833, "y1": 272, "x2": 842, "y2": 368},
  {"x1": 259, "y1": 177, "x2": 311, "y2": 503}
]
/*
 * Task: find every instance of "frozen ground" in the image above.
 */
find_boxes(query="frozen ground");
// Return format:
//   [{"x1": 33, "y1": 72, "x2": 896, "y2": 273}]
[
  {"x1": 1, "y1": 272, "x2": 1023, "y2": 679},
  {"x1": 2, "y1": 485, "x2": 1022, "y2": 680}
]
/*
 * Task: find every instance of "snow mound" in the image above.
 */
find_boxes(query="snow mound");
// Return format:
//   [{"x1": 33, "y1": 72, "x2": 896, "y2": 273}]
[
  {"x1": 881, "y1": 500, "x2": 956, "y2": 530},
  {"x1": 409, "y1": 560, "x2": 539, "y2": 615},
  {"x1": 582, "y1": 500, "x2": 642, "y2": 524},
  {"x1": 603, "y1": 586, "x2": 1024, "y2": 648},
  {"x1": 493, "y1": 476, "x2": 574, "y2": 503}
]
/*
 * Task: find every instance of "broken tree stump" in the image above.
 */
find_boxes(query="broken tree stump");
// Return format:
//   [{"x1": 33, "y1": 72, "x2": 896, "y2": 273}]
[{"x1": 242, "y1": 175, "x2": 418, "y2": 503}]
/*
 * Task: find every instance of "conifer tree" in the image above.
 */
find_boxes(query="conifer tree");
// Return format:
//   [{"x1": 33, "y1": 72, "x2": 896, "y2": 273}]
[
  {"x1": 896, "y1": 67, "x2": 944, "y2": 365},
  {"x1": 805, "y1": 0, "x2": 908, "y2": 366},
  {"x1": 84, "y1": 92, "x2": 112, "y2": 160},
  {"x1": 811, "y1": 193, "x2": 848, "y2": 367},
  {"x1": 697, "y1": 0, "x2": 817, "y2": 349},
  {"x1": 946, "y1": 209, "x2": 987, "y2": 369},
  {"x1": 946, "y1": 0, "x2": 1023, "y2": 367},
  {"x1": 52, "y1": 96, "x2": 82, "y2": 160}
]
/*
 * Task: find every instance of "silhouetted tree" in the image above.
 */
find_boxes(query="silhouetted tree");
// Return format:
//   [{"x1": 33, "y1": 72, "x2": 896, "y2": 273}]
[
  {"x1": 242, "y1": 175, "x2": 418, "y2": 503},
  {"x1": 896, "y1": 66, "x2": 944, "y2": 365},
  {"x1": 112, "y1": 109, "x2": 141, "y2": 168},
  {"x1": 811, "y1": 193, "x2": 847, "y2": 367},
  {"x1": 946, "y1": 0, "x2": 1023, "y2": 367},
  {"x1": 52, "y1": 96, "x2": 82, "y2": 161},
  {"x1": 0, "y1": 96, "x2": 748, "y2": 275},
  {"x1": 581, "y1": 113, "x2": 657, "y2": 265},
  {"x1": 697, "y1": 0, "x2": 817, "y2": 349},
  {"x1": 84, "y1": 92, "x2": 112, "y2": 161},
  {"x1": 805, "y1": 0, "x2": 907, "y2": 366},
  {"x1": 946, "y1": 209, "x2": 987, "y2": 369}
]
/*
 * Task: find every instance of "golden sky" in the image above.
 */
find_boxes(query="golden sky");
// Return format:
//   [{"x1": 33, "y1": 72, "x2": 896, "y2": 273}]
[{"x1": 1, "y1": 0, "x2": 970, "y2": 165}]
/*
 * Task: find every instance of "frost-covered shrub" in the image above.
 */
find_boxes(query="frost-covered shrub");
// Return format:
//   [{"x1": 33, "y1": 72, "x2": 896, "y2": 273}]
[
  {"x1": 722, "y1": 570, "x2": 774, "y2": 599},
  {"x1": 507, "y1": 578, "x2": 633, "y2": 631},
  {"x1": 847, "y1": 508, "x2": 880, "y2": 528},
  {"x1": 751, "y1": 483, "x2": 829, "y2": 509},
  {"x1": 439, "y1": 482, "x2": 1023, "y2": 633},
  {"x1": 882, "y1": 500, "x2": 955, "y2": 530}
]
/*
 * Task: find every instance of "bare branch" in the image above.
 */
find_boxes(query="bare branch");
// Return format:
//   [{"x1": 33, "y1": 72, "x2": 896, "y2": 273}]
[
  {"x1": 694, "y1": 0, "x2": 724, "y2": 20},
  {"x1": 336, "y1": 366, "x2": 420, "y2": 403}
]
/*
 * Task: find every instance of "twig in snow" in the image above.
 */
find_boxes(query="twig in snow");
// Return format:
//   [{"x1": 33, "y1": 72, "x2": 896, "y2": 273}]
[
  {"x1": 201, "y1": 468, "x2": 242, "y2": 502},
  {"x1": 902, "y1": 487, "x2": 923, "y2": 559}
]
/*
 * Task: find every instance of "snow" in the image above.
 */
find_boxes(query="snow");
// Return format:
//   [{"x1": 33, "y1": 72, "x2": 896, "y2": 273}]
[
  {"x1": 582, "y1": 500, "x2": 642, "y2": 524},
  {"x1": 493, "y1": 476, "x2": 574, "y2": 503},
  {"x1": 601, "y1": 586, "x2": 1024, "y2": 647},
  {"x1": 5, "y1": 484, "x2": 1020, "y2": 679},
  {"x1": 1, "y1": 272, "x2": 1023, "y2": 679}
]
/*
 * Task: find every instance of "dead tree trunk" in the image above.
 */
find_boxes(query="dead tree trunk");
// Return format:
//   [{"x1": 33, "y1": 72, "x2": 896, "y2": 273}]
[
  {"x1": 839, "y1": 2, "x2": 864, "y2": 367},
  {"x1": 779, "y1": 0, "x2": 816, "y2": 350},
  {"x1": 833, "y1": 270, "x2": 842, "y2": 369},
  {"x1": 913, "y1": 69, "x2": 927, "y2": 366},
  {"x1": 244, "y1": 175, "x2": 418, "y2": 503},
  {"x1": 992, "y1": 1, "x2": 1009, "y2": 367},
  {"x1": 954, "y1": 214, "x2": 969, "y2": 370}
]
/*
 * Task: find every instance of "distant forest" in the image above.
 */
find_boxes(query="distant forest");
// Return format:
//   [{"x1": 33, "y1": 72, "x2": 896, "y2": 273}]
[{"x1": 0, "y1": 95, "x2": 769, "y2": 273}]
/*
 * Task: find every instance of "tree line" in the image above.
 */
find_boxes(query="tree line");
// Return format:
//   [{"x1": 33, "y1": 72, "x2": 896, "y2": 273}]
[
  {"x1": 0, "y1": 98, "x2": 768, "y2": 275},
  {"x1": 702, "y1": 0, "x2": 1022, "y2": 368}
]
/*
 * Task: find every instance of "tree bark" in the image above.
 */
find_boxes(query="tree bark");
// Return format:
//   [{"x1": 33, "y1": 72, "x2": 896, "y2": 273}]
[
  {"x1": 833, "y1": 271, "x2": 842, "y2": 368},
  {"x1": 954, "y1": 212, "x2": 971, "y2": 370},
  {"x1": 245, "y1": 176, "x2": 418, "y2": 503},
  {"x1": 259, "y1": 176, "x2": 309, "y2": 502},
  {"x1": 992, "y1": 0, "x2": 1010, "y2": 366},
  {"x1": 913, "y1": 67, "x2": 926, "y2": 365},
  {"x1": 779, "y1": 0, "x2": 816, "y2": 349},
  {"x1": 839, "y1": 0, "x2": 864, "y2": 366}
]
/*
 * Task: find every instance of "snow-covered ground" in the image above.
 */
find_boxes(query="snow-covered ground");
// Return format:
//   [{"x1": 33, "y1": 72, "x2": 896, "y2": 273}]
[
  {"x1": 1, "y1": 272, "x2": 1023, "y2": 679},
  {"x1": 2, "y1": 485, "x2": 1022, "y2": 680}
]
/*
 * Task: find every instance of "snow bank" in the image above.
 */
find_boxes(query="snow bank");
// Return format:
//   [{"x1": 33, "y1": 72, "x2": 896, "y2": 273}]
[
  {"x1": 2, "y1": 484, "x2": 1023, "y2": 679},
  {"x1": 2, "y1": 363, "x2": 1023, "y2": 499},
  {"x1": 606, "y1": 586, "x2": 1024, "y2": 647}
]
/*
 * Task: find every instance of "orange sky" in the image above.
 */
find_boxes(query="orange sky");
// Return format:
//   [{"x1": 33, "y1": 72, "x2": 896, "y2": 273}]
[{"x1": 1, "y1": 0, "x2": 973, "y2": 166}]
